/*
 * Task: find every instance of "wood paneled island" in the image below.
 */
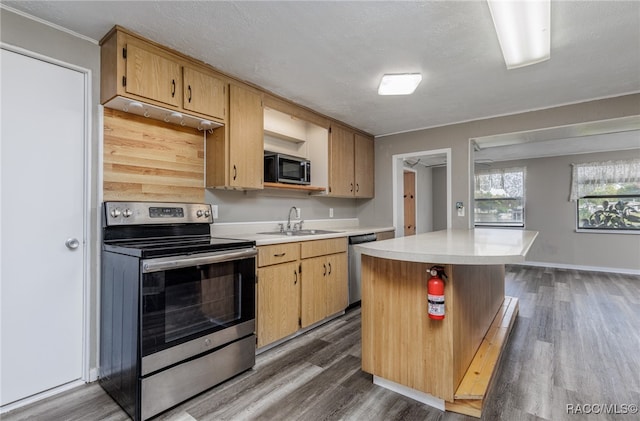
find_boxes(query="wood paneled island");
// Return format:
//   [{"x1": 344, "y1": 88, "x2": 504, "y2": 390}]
[{"x1": 357, "y1": 229, "x2": 538, "y2": 418}]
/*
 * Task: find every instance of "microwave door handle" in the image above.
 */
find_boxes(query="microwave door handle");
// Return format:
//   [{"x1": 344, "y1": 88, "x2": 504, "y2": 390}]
[{"x1": 142, "y1": 248, "x2": 257, "y2": 273}]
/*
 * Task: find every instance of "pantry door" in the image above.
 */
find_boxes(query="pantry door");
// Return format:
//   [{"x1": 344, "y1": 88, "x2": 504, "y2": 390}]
[{"x1": 1, "y1": 48, "x2": 87, "y2": 406}]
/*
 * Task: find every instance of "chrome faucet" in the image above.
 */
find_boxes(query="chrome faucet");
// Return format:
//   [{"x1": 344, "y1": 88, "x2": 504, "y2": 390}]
[{"x1": 286, "y1": 206, "x2": 298, "y2": 231}]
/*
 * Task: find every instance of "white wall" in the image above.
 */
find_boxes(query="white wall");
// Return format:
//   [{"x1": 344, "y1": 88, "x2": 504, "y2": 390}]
[
  {"x1": 432, "y1": 166, "x2": 448, "y2": 231},
  {"x1": 205, "y1": 189, "x2": 359, "y2": 223}
]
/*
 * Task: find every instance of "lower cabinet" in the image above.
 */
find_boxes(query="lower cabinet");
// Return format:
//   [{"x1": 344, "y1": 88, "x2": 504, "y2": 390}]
[
  {"x1": 256, "y1": 237, "x2": 348, "y2": 348},
  {"x1": 256, "y1": 261, "x2": 300, "y2": 348},
  {"x1": 300, "y1": 252, "x2": 347, "y2": 328},
  {"x1": 300, "y1": 238, "x2": 348, "y2": 328}
]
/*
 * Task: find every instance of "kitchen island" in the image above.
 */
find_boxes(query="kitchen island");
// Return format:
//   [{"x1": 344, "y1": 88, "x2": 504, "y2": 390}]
[{"x1": 357, "y1": 228, "x2": 538, "y2": 418}]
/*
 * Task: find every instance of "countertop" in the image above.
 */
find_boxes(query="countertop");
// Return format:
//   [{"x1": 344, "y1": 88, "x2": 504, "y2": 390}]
[
  {"x1": 355, "y1": 228, "x2": 538, "y2": 265},
  {"x1": 210, "y1": 219, "x2": 395, "y2": 246}
]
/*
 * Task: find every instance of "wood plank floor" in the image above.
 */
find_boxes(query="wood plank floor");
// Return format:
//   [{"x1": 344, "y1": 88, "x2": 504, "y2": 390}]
[{"x1": 3, "y1": 265, "x2": 639, "y2": 421}]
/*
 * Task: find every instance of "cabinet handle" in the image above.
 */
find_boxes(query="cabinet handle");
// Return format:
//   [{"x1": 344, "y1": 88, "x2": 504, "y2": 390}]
[
  {"x1": 356, "y1": 183, "x2": 359, "y2": 193},
  {"x1": 350, "y1": 182, "x2": 354, "y2": 192},
  {"x1": 328, "y1": 262, "x2": 332, "y2": 275},
  {"x1": 323, "y1": 263, "x2": 327, "y2": 276},
  {"x1": 273, "y1": 252, "x2": 286, "y2": 257},
  {"x1": 233, "y1": 165, "x2": 237, "y2": 180},
  {"x1": 188, "y1": 85, "x2": 192, "y2": 103},
  {"x1": 294, "y1": 270, "x2": 298, "y2": 285},
  {"x1": 171, "y1": 79, "x2": 176, "y2": 98}
]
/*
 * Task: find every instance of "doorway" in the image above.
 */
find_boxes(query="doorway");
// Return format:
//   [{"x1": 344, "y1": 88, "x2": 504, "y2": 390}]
[{"x1": 392, "y1": 149, "x2": 451, "y2": 238}]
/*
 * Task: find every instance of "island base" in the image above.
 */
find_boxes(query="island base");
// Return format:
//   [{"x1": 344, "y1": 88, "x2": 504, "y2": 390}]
[{"x1": 369, "y1": 295, "x2": 519, "y2": 418}]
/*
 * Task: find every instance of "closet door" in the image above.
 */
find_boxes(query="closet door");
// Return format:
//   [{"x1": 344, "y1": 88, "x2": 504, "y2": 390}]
[{"x1": 1, "y1": 48, "x2": 86, "y2": 406}]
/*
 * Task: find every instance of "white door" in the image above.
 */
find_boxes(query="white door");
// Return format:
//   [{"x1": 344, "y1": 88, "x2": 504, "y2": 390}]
[{"x1": 1, "y1": 48, "x2": 86, "y2": 406}]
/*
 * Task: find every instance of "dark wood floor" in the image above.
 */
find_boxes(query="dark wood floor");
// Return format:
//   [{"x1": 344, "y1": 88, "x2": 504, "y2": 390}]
[{"x1": 3, "y1": 265, "x2": 639, "y2": 421}]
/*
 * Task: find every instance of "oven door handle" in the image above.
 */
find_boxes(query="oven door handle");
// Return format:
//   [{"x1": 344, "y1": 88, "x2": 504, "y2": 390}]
[{"x1": 142, "y1": 247, "x2": 257, "y2": 273}]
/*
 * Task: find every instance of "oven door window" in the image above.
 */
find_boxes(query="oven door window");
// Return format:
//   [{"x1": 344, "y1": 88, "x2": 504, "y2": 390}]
[{"x1": 141, "y1": 257, "x2": 255, "y2": 356}]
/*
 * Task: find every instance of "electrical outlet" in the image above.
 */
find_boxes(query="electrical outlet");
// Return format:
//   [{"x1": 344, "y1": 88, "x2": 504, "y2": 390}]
[
  {"x1": 212, "y1": 205, "x2": 219, "y2": 219},
  {"x1": 329, "y1": 208, "x2": 334, "y2": 218},
  {"x1": 295, "y1": 207, "x2": 301, "y2": 219}
]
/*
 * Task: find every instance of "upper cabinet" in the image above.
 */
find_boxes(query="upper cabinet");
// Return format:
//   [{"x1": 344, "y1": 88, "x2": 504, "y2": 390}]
[
  {"x1": 354, "y1": 133, "x2": 375, "y2": 198},
  {"x1": 328, "y1": 125, "x2": 374, "y2": 198},
  {"x1": 328, "y1": 124, "x2": 355, "y2": 197},
  {"x1": 124, "y1": 42, "x2": 182, "y2": 108},
  {"x1": 229, "y1": 85, "x2": 264, "y2": 189},
  {"x1": 100, "y1": 27, "x2": 227, "y2": 123},
  {"x1": 182, "y1": 65, "x2": 226, "y2": 120},
  {"x1": 206, "y1": 84, "x2": 264, "y2": 190}
]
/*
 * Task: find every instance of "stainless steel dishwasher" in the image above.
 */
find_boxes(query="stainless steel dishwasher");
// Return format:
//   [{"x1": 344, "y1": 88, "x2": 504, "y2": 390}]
[{"x1": 348, "y1": 233, "x2": 377, "y2": 306}]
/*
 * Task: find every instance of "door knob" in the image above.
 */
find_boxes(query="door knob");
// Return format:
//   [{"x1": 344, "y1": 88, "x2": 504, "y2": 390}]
[{"x1": 65, "y1": 238, "x2": 80, "y2": 250}]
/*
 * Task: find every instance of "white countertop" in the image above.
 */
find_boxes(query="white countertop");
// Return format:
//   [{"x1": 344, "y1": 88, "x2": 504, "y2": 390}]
[
  {"x1": 210, "y1": 219, "x2": 395, "y2": 246},
  {"x1": 355, "y1": 228, "x2": 538, "y2": 265}
]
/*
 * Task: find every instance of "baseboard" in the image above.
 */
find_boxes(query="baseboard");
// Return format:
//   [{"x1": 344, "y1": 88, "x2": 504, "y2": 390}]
[
  {"x1": 0, "y1": 379, "x2": 85, "y2": 414},
  {"x1": 520, "y1": 261, "x2": 640, "y2": 276},
  {"x1": 373, "y1": 376, "x2": 445, "y2": 411}
]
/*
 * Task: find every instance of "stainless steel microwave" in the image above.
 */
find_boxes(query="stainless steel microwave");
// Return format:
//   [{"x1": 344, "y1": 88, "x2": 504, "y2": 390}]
[{"x1": 264, "y1": 152, "x2": 311, "y2": 185}]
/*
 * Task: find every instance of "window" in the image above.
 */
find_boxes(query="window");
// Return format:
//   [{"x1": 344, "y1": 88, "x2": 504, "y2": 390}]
[
  {"x1": 571, "y1": 159, "x2": 640, "y2": 232},
  {"x1": 474, "y1": 167, "x2": 525, "y2": 227}
]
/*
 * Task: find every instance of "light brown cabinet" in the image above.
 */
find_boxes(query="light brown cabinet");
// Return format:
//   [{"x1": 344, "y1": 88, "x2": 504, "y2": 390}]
[
  {"x1": 256, "y1": 237, "x2": 348, "y2": 347},
  {"x1": 124, "y1": 42, "x2": 182, "y2": 107},
  {"x1": 100, "y1": 27, "x2": 227, "y2": 123},
  {"x1": 182, "y1": 65, "x2": 226, "y2": 120},
  {"x1": 300, "y1": 238, "x2": 348, "y2": 328},
  {"x1": 256, "y1": 243, "x2": 300, "y2": 348},
  {"x1": 328, "y1": 124, "x2": 374, "y2": 198},
  {"x1": 256, "y1": 261, "x2": 300, "y2": 348},
  {"x1": 207, "y1": 84, "x2": 264, "y2": 190},
  {"x1": 354, "y1": 133, "x2": 375, "y2": 198}
]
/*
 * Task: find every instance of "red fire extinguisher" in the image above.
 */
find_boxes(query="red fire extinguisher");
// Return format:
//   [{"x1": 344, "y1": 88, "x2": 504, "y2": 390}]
[{"x1": 428, "y1": 266, "x2": 446, "y2": 320}]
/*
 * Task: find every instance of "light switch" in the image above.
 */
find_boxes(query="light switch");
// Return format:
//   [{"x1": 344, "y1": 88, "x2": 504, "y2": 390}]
[{"x1": 456, "y1": 202, "x2": 465, "y2": 217}]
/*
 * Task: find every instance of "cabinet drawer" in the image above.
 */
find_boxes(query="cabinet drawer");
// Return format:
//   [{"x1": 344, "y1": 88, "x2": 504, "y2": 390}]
[
  {"x1": 300, "y1": 237, "x2": 347, "y2": 259},
  {"x1": 258, "y1": 243, "x2": 300, "y2": 267}
]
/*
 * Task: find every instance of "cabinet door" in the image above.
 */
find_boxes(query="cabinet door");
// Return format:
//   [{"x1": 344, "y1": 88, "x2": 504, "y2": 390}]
[
  {"x1": 328, "y1": 124, "x2": 355, "y2": 196},
  {"x1": 354, "y1": 133, "x2": 374, "y2": 198},
  {"x1": 257, "y1": 262, "x2": 300, "y2": 348},
  {"x1": 326, "y1": 252, "x2": 348, "y2": 316},
  {"x1": 125, "y1": 42, "x2": 181, "y2": 107},
  {"x1": 300, "y1": 256, "x2": 328, "y2": 328},
  {"x1": 229, "y1": 85, "x2": 264, "y2": 189},
  {"x1": 183, "y1": 66, "x2": 226, "y2": 119}
]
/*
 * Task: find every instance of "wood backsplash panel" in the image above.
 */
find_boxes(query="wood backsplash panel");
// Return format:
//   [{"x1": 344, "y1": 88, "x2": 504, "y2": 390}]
[{"x1": 103, "y1": 108, "x2": 204, "y2": 202}]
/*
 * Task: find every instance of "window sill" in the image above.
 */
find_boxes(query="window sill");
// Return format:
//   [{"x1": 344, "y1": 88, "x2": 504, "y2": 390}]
[
  {"x1": 475, "y1": 224, "x2": 525, "y2": 229},
  {"x1": 575, "y1": 228, "x2": 639, "y2": 235}
]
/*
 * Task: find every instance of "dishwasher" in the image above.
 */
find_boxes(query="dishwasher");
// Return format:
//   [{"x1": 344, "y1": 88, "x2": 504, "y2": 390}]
[{"x1": 348, "y1": 233, "x2": 378, "y2": 306}]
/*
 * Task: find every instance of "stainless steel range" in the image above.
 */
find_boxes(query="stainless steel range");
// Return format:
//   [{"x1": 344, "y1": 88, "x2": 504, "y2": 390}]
[{"x1": 99, "y1": 202, "x2": 257, "y2": 420}]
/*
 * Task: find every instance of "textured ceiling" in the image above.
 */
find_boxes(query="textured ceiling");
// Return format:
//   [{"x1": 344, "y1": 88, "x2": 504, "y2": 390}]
[{"x1": 3, "y1": 1, "x2": 640, "y2": 138}]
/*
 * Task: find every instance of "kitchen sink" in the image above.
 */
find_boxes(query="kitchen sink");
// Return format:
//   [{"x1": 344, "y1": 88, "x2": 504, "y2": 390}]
[{"x1": 257, "y1": 229, "x2": 342, "y2": 236}]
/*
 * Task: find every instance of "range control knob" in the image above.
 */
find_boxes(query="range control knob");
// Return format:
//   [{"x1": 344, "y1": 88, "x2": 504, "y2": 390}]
[
  {"x1": 110, "y1": 208, "x2": 121, "y2": 218},
  {"x1": 122, "y1": 209, "x2": 132, "y2": 218},
  {"x1": 196, "y1": 210, "x2": 204, "y2": 217},
  {"x1": 204, "y1": 210, "x2": 211, "y2": 218}
]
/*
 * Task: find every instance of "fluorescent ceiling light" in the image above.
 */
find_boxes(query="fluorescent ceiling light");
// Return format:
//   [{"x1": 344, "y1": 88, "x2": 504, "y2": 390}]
[
  {"x1": 378, "y1": 74, "x2": 422, "y2": 95},
  {"x1": 487, "y1": 0, "x2": 550, "y2": 69}
]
